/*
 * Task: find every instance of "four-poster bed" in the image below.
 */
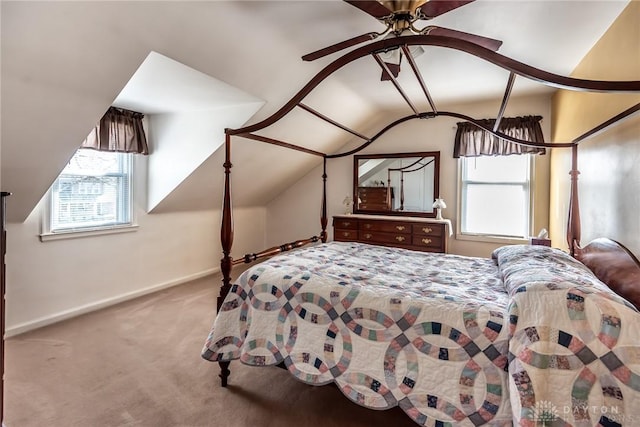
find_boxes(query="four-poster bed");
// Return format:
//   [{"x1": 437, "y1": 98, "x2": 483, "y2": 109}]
[{"x1": 202, "y1": 34, "x2": 640, "y2": 426}]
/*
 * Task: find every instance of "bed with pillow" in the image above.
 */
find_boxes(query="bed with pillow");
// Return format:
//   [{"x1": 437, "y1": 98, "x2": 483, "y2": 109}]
[
  {"x1": 200, "y1": 16, "x2": 640, "y2": 426},
  {"x1": 202, "y1": 240, "x2": 640, "y2": 426}
]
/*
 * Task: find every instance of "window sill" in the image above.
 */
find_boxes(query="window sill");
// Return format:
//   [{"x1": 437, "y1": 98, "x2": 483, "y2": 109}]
[
  {"x1": 39, "y1": 224, "x2": 139, "y2": 242},
  {"x1": 456, "y1": 232, "x2": 529, "y2": 246}
]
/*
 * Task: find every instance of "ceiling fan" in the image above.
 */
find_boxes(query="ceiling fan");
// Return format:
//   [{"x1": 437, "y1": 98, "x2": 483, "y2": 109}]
[{"x1": 302, "y1": 0, "x2": 503, "y2": 80}]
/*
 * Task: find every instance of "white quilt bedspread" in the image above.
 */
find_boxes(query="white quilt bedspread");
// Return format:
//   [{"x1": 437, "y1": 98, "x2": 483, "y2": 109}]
[
  {"x1": 203, "y1": 242, "x2": 640, "y2": 426},
  {"x1": 203, "y1": 242, "x2": 513, "y2": 426},
  {"x1": 493, "y1": 245, "x2": 640, "y2": 427}
]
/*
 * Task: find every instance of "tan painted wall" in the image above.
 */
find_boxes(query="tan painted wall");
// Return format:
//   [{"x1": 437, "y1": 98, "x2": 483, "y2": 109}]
[
  {"x1": 550, "y1": 1, "x2": 640, "y2": 254},
  {"x1": 267, "y1": 94, "x2": 552, "y2": 259}
]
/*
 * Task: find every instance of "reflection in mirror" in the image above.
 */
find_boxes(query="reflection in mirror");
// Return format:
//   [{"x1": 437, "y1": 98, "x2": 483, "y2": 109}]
[{"x1": 353, "y1": 152, "x2": 440, "y2": 218}]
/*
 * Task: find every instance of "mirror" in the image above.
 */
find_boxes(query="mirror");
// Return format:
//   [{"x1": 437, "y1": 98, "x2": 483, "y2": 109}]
[{"x1": 353, "y1": 152, "x2": 440, "y2": 218}]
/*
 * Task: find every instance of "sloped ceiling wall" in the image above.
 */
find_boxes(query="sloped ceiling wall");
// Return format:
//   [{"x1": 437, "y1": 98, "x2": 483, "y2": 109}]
[
  {"x1": 1, "y1": 1, "x2": 375, "y2": 222},
  {"x1": 2, "y1": 1, "x2": 630, "y2": 222},
  {"x1": 112, "y1": 51, "x2": 266, "y2": 212},
  {"x1": 145, "y1": 105, "x2": 263, "y2": 212}
]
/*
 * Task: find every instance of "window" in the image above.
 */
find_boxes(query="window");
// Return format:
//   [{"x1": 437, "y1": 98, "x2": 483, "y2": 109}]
[
  {"x1": 459, "y1": 154, "x2": 532, "y2": 240},
  {"x1": 46, "y1": 149, "x2": 133, "y2": 235}
]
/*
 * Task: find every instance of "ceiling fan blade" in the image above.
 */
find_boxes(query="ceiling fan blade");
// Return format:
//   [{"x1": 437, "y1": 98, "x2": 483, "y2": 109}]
[
  {"x1": 427, "y1": 26, "x2": 503, "y2": 51},
  {"x1": 344, "y1": 0, "x2": 394, "y2": 19},
  {"x1": 419, "y1": 0, "x2": 475, "y2": 19},
  {"x1": 302, "y1": 32, "x2": 380, "y2": 61}
]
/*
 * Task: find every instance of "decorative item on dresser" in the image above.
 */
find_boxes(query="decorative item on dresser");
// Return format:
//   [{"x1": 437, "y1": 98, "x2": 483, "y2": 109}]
[
  {"x1": 333, "y1": 214, "x2": 450, "y2": 253},
  {"x1": 432, "y1": 198, "x2": 447, "y2": 220},
  {"x1": 341, "y1": 195, "x2": 353, "y2": 215}
]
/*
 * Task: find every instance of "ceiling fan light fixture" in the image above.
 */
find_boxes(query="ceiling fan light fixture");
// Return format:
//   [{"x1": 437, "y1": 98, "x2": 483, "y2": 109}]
[
  {"x1": 378, "y1": 32, "x2": 424, "y2": 66},
  {"x1": 379, "y1": 47, "x2": 403, "y2": 66},
  {"x1": 378, "y1": 29, "x2": 425, "y2": 81},
  {"x1": 408, "y1": 44, "x2": 424, "y2": 58}
]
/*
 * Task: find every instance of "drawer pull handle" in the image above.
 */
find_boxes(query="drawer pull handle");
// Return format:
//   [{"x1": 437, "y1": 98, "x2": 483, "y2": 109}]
[
  {"x1": 396, "y1": 236, "x2": 405, "y2": 242},
  {"x1": 364, "y1": 233, "x2": 372, "y2": 239},
  {"x1": 396, "y1": 225, "x2": 405, "y2": 231},
  {"x1": 422, "y1": 238, "x2": 432, "y2": 245},
  {"x1": 342, "y1": 222, "x2": 350, "y2": 227},
  {"x1": 342, "y1": 232, "x2": 350, "y2": 237},
  {"x1": 364, "y1": 224, "x2": 372, "y2": 229},
  {"x1": 422, "y1": 227, "x2": 433, "y2": 234}
]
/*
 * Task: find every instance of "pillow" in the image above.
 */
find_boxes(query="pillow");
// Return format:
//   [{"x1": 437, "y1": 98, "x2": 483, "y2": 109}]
[{"x1": 491, "y1": 244, "x2": 609, "y2": 296}]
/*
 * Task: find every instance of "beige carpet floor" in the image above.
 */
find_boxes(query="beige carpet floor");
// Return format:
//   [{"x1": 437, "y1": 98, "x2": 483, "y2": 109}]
[{"x1": 4, "y1": 271, "x2": 417, "y2": 427}]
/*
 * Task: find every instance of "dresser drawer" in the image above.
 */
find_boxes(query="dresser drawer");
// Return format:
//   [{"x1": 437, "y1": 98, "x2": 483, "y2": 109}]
[
  {"x1": 359, "y1": 221, "x2": 411, "y2": 234},
  {"x1": 358, "y1": 187, "x2": 388, "y2": 195},
  {"x1": 360, "y1": 194, "x2": 387, "y2": 203},
  {"x1": 334, "y1": 229, "x2": 358, "y2": 241},
  {"x1": 412, "y1": 223, "x2": 444, "y2": 237},
  {"x1": 358, "y1": 187, "x2": 392, "y2": 211},
  {"x1": 333, "y1": 218, "x2": 358, "y2": 230},
  {"x1": 358, "y1": 203, "x2": 391, "y2": 211},
  {"x1": 360, "y1": 231, "x2": 411, "y2": 246},
  {"x1": 412, "y1": 235, "x2": 443, "y2": 250},
  {"x1": 359, "y1": 196, "x2": 388, "y2": 204}
]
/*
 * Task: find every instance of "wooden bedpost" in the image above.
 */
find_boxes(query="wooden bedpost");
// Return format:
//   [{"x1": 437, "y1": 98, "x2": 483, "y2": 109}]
[
  {"x1": 320, "y1": 157, "x2": 328, "y2": 243},
  {"x1": 567, "y1": 144, "x2": 581, "y2": 256},
  {"x1": 218, "y1": 133, "x2": 233, "y2": 386}
]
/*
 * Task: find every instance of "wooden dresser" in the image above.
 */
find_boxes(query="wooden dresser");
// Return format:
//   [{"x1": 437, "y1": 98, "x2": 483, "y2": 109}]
[
  {"x1": 333, "y1": 215, "x2": 448, "y2": 253},
  {"x1": 357, "y1": 187, "x2": 394, "y2": 211}
]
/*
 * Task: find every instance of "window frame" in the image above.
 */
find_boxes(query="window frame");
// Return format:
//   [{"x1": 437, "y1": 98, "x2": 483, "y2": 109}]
[
  {"x1": 40, "y1": 150, "x2": 138, "y2": 242},
  {"x1": 456, "y1": 154, "x2": 534, "y2": 244}
]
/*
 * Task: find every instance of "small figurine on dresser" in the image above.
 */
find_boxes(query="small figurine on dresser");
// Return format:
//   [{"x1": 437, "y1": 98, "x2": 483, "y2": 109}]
[{"x1": 342, "y1": 196, "x2": 353, "y2": 215}]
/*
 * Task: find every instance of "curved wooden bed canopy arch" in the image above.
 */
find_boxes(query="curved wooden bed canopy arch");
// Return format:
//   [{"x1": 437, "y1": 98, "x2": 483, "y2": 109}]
[
  {"x1": 226, "y1": 35, "x2": 639, "y2": 164},
  {"x1": 216, "y1": 34, "x2": 640, "y2": 385}
]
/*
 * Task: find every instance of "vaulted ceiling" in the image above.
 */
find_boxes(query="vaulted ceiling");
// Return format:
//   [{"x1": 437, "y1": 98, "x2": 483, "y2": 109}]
[{"x1": 1, "y1": 0, "x2": 631, "y2": 222}]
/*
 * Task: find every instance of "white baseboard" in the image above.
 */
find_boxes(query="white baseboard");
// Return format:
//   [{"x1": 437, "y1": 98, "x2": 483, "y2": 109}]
[{"x1": 5, "y1": 267, "x2": 220, "y2": 338}]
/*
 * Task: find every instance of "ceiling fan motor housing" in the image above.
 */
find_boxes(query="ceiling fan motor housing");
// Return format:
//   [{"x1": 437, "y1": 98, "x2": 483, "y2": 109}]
[
  {"x1": 379, "y1": 0, "x2": 430, "y2": 16},
  {"x1": 301, "y1": 0, "x2": 501, "y2": 62},
  {"x1": 388, "y1": 13, "x2": 414, "y2": 34}
]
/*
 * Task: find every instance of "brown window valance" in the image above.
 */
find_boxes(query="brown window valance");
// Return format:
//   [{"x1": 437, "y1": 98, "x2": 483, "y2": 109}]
[
  {"x1": 81, "y1": 107, "x2": 149, "y2": 155},
  {"x1": 453, "y1": 115, "x2": 545, "y2": 158}
]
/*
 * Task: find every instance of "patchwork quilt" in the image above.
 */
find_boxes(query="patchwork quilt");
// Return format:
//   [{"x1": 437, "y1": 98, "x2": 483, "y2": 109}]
[
  {"x1": 493, "y1": 245, "x2": 640, "y2": 427},
  {"x1": 202, "y1": 242, "x2": 640, "y2": 426}
]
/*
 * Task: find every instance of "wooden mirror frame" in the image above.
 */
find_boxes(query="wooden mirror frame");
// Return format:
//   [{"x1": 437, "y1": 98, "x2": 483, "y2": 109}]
[{"x1": 353, "y1": 151, "x2": 440, "y2": 218}]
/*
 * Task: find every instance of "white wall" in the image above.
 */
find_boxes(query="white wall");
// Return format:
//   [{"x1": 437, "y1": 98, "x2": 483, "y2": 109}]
[
  {"x1": 5, "y1": 197, "x2": 266, "y2": 335},
  {"x1": 267, "y1": 94, "x2": 552, "y2": 258},
  {"x1": 146, "y1": 104, "x2": 262, "y2": 211}
]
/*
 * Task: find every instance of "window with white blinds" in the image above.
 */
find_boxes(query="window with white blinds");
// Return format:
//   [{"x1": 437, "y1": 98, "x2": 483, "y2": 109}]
[
  {"x1": 459, "y1": 154, "x2": 532, "y2": 239},
  {"x1": 49, "y1": 150, "x2": 132, "y2": 232}
]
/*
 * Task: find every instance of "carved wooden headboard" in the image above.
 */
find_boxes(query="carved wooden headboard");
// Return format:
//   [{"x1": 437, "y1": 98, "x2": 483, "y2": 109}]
[{"x1": 574, "y1": 238, "x2": 640, "y2": 310}]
